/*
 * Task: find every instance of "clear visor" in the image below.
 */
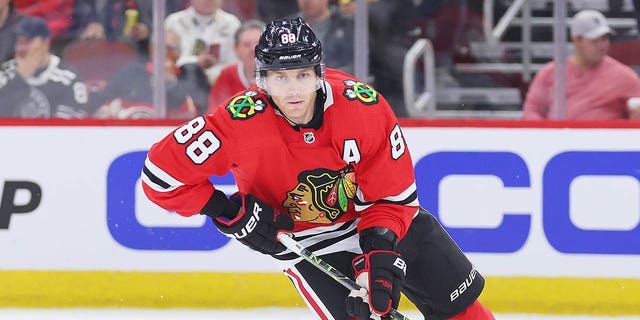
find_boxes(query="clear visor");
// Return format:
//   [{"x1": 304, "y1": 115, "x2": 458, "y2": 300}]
[{"x1": 258, "y1": 67, "x2": 323, "y2": 96}]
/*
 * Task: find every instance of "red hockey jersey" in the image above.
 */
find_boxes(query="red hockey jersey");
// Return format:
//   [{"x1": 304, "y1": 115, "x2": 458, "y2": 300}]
[{"x1": 142, "y1": 69, "x2": 419, "y2": 239}]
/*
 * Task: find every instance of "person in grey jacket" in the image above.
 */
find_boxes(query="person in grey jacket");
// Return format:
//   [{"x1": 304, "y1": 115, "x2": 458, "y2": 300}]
[{"x1": 0, "y1": 16, "x2": 88, "y2": 118}]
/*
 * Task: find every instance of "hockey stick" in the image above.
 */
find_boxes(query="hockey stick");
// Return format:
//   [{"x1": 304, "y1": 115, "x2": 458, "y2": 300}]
[{"x1": 277, "y1": 233, "x2": 411, "y2": 320}]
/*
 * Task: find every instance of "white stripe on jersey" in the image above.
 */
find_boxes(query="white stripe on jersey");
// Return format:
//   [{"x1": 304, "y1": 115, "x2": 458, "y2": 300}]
[
  {"x1": 354, "y1": 182, "x2": 419, "y2": 212},
  {"x1": 321, "y1": 79, "x2": 334, "y2": 111},
  {"x1": 285, "y1": 266, "x2": 336, "y2": 320},
  {"x1": 141, "y1": 156, "x2": 184, "y2": 192},
  {"x1": 275, "y1": 219, "x2": 361, "y2": 269}
]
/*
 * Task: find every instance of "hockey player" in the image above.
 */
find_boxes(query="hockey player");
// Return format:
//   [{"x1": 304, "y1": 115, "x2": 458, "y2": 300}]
[
  {"x1": 142, "y1": 17, "x2": 495, "y2": 320},
  {"x1": 0, "y1": 16, "x2": 88, "y2": 118}
]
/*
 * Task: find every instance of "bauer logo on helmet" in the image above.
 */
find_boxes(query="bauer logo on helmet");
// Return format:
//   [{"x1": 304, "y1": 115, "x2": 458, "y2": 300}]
[{"x1": 279, "y1": 54, "x2": 302, "y2": 60}]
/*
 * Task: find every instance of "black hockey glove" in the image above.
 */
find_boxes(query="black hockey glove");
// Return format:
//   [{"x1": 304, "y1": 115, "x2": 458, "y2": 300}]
[
  {"x1": 201, "y1": 190, "x2": 294, "y2": 255},
  {"x1": 345, "y1": 251, "x2": 406, "y2": 320}
]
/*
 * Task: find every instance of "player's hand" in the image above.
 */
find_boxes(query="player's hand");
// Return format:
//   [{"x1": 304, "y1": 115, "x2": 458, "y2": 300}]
[
  {"x1": 212, "y1": 193, "x2": 294, "y2": 255},
  {"x1": 345, "y1": 251, "x2": 406, "y2": 320}
]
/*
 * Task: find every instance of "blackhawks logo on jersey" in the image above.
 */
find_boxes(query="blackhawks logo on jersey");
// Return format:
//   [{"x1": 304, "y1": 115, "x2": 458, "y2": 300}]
[
  {"x1": 226, "y1": 90, "x2": 266, "y2": 120},
  {"x1": 343, "y1": 79, "x2": 378, "y2": 105},
  {"x1": 282, "y1": 166, "x2": 356, "y2": 224}
]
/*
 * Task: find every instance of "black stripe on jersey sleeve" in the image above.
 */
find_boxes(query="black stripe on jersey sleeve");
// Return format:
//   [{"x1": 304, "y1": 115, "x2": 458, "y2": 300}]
[
  {"x1": 142, "y1": 165, "x2": 172, "y2": 189},
  {"x1": 375, "y1": 191, "x2": 418, "y2": 206},
  {"x1": 352, "y1": 196, "x2": 369, "y2": 207}
]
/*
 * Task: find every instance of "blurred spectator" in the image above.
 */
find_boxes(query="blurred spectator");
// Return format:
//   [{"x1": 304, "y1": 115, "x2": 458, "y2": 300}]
[
  {"x1": 207, "y1": 19, "x2": 264, "y2": 113},
  {"x1": 412, "y1": 0, "x2": 468, "y2": 87},
  {"x1": 0, "y1": 16, "x2": 88, "y2": 118},
  {"x1": 12, "y1": 0, "x2": 161, "y2": 56},
  {"x1": 73, "y1": 0, "x2": 105, "y2": 40},
  {"x1": 93, "y1": 30, "x2": 210, "y2": 119},
  {"x1": 93, "y1": 0, "x2": 183, "y2": 59},
  {"x1": 339, "y1": 0, "x2": 417, "y2": 117},
  {"x1": 0, "y1": 0, "x2": 24, "y2": 63},
  {"x1": 14, "y1": 1, "x2": 100, "y2": 52},
  {"x1": 288, "y1": 0, "x2": 354, "y2": 73},
  {"x1": 14, "y1": 0, "x2": 76, "y2": 54},
  {"x1": 165, "y1": 0, "x2": 241, "y2": 84},
  {"x1": 256, "y1": 0, "x2": 297, "y2": 21},
  {"x1": 222, "y1": 0, "x2": 255, "y2": 21},
  {"x1": 61, "y1": 38, "x2": 137, "y2": 110},
  {"x1": 14, "y1": 0, "x2": 73, "y2": 38},
  {"x1": 523, "y1": 10, "x2": 640, "y2": 120}
]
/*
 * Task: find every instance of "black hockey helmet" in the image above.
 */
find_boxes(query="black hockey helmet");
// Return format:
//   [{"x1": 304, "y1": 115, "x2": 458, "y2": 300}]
[{"x1": 255, "y1": 17, "x2": 324, "y2": 73}]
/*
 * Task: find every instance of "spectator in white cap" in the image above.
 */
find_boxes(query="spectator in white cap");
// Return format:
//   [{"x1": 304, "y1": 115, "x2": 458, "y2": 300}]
[
  {"x1": 570, "y1": 9, "x2": 615, "y2": 70},
  {"x1": 523, "y1": 9, "x2": 640, "y2": 120},
  {"x1": 570, "y1": 9, "x2": 615, "y2": 40}
]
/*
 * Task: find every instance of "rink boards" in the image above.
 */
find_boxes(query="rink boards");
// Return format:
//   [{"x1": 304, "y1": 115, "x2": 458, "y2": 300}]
[{"x1": 0, "y1": 119, "x2": 639, "y2": 314}]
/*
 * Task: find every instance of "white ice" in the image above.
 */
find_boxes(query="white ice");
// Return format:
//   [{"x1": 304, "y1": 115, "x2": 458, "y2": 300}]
[{"x1": 0, "y1": 308, "x2": 639, "y2": 320}]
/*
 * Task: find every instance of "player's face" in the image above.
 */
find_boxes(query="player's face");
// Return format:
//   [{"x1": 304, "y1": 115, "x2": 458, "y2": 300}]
[{"x1": 264, "y1": 67, "x2": 319, "y2": 124}]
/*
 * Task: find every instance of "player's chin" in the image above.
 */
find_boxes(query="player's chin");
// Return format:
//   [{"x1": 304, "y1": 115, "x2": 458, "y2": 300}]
[{"x1": 282, "y1": 109, "x2": 307, "y2": 120}]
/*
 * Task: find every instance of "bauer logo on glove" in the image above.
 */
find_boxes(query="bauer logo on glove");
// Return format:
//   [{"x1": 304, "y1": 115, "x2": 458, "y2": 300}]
[
  {"x1": 211, "y1": 193, "x2": 294, "y2": 255},
  {"x1": 232, "y1": 201, "x2": 263, "y2": 239}
]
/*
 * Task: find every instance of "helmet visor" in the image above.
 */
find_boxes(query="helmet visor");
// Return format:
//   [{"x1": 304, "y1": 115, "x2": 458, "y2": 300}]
[{"x1": 260, "y1": 67, "x2": 322, "y2": 96}]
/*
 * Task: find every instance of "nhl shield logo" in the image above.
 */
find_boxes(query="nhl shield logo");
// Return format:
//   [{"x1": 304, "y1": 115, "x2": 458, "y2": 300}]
[{"x1": 303, "y1": 132, "x2": 316, "y2": 144}]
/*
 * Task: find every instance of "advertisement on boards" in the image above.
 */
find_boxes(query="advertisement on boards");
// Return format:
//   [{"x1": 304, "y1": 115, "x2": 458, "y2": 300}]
[{"x1": 1, "y1": 125, "x2": 639, "y2": 278}]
